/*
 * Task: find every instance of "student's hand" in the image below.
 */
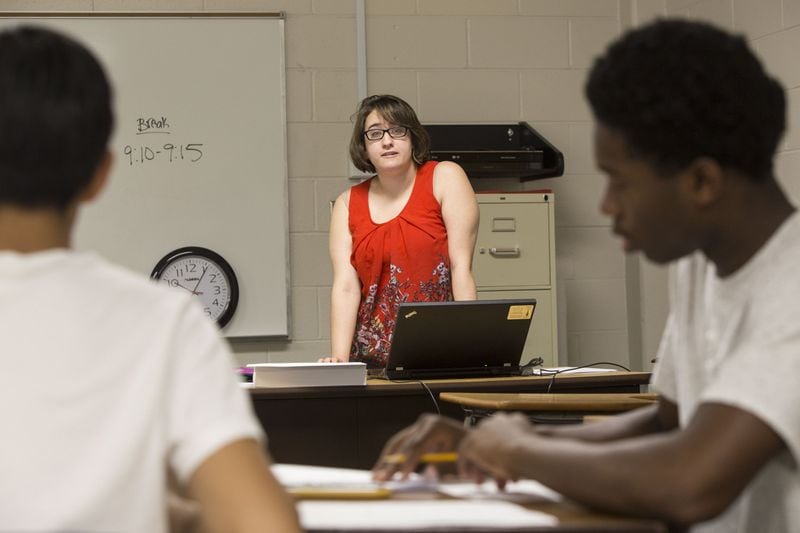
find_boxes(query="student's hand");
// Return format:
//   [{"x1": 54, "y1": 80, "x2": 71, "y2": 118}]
[
  {"x1": 318, "y1": 355, "x2": 347, "y2": 363},
  {"x1": 372, "y1": 414, "x2": 466, "y2": 482},
  {"x1": 458, "y1": 412, "x2": 534, "y2": 488}
]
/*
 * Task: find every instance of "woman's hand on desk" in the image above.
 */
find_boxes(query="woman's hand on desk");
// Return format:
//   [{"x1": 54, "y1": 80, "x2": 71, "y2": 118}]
[{"x1": 372, "y1": 414, "x2": 465, "y2": 482}]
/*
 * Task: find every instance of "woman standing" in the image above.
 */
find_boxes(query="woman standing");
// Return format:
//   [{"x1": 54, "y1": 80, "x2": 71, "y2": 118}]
[{"x1": 325, "y1": 95, "x2": 478, "y2": 368}]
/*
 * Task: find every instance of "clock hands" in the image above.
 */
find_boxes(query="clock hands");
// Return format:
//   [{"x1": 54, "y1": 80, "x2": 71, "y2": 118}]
[
  {"x1": 173, "y1": 281, "x2": 196, "y2": 293},
  {"x1": 153, "y1": 247, "x2": 238, "y2": 328},
  {"x1": 166, "y1": 265, "x2": 208, "y2": 295},
  {"x1": 191, "y1": 265, "x2": 208, "y2": 295}
]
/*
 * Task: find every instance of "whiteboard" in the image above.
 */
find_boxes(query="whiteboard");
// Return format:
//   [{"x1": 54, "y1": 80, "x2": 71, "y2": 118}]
[{"x1": 0, "y1": 14, "x2": 289, "y2": 338}]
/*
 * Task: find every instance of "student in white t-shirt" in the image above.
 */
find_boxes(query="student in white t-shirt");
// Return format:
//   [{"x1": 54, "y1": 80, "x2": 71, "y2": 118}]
[
  {"x1": 373, "y1": 19, "x2": 800, "y2": 533},
  {"x1": 0, "y1": 26, "x2": 300, "y2": 533}
]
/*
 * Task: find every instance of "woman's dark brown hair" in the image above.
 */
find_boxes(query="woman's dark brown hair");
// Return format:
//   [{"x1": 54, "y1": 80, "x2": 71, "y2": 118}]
[{"x1": 349, "y1": 94, "x2": 430, "y2": 173}]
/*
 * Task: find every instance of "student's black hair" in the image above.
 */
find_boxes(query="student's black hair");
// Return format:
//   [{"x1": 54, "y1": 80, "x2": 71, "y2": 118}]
[
  {"x1": 0, "y1": 25, "x2": 113, "y2": 209},
  {"x1": 585, "y1": 18, "x2": 785, "y2": 181}
]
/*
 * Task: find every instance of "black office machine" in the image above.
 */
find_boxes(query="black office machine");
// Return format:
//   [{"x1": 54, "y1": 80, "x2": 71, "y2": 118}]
[{"x1": 423, "y1": 122, "x2": 564, "y2": 181}]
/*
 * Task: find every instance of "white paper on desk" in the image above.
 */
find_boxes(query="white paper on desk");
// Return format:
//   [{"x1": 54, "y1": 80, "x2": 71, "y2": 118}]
[
  {"x1": 298, "y1": 500, "x2": 558, "y2": 530},
  {"x1": 532, "y1": 366, "x2": 616, "y2": 375},
  {"x1": 272, "y1": 463, "x2": 433, "y2": 493},
  {"x1": 438, "y1": 479, "x2": 563, "y2": 504}
]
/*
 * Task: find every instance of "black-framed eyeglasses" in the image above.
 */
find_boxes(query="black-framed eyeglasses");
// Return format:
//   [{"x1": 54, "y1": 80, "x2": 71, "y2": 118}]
[{"x1": 363, "y1": 126, "x2": 409, "y2": 141}]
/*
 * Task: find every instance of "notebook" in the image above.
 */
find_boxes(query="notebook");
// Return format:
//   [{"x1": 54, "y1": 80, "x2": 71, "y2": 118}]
[{"x1": 381, "y1": 299, "x2": 536, "y2": 380}]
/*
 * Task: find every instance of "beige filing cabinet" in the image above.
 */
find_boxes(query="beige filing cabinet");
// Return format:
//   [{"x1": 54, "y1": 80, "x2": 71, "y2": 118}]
[{"x1": 474, "y1": 192, "x2": 558, "y2": 367}]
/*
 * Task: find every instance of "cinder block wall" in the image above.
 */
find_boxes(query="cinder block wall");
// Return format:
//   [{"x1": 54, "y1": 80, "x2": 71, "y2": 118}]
[
  {"x1": 272, "y1": 0, "x2": 632, "y2": 369},
  {"x1": 17, "y1": 1, "x2": 796, "y2": 370}
]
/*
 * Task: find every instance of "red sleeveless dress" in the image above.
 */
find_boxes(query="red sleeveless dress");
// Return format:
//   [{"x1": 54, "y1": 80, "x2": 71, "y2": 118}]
[{"x1": 348, "y1": 161, "x2": 453, "y2": 367}]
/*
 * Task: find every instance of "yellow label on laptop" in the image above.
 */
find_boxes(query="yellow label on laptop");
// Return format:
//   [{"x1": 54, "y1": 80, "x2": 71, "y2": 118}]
[{"x1": 507, "y1": 305, "x2": 534, "y2": 320}]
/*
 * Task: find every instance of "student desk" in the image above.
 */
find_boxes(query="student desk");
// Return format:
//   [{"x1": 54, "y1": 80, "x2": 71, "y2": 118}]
[
  {"x1": 439, "y1": 392, "x2": 659, "y2": 425},
  {"x1": 249, "y1": 371, "x2": 650, "y2": 469}
]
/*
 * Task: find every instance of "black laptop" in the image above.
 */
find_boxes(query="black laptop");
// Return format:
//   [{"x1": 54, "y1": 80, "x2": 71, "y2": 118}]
[{"x1": 382, "y1": 298, "x2": 536, "y2": 380}]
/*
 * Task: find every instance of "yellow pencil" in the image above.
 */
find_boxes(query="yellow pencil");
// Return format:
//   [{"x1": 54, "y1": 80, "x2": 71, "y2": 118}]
[
  {"x1": 288, "y1": 486, "x2": 392, "y2": 500},
  {"x1": 383, "y1": 452, "x2": 458, "y2": 464}
]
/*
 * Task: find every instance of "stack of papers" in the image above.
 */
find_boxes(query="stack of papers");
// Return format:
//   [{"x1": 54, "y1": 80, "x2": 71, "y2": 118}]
[
  {"x1": 247, "y1": 362, "x2": 366, "y2": 388},
  {"x1": 438, "y1": 479, "x2": 562, "y2": 503},
  {"x1": 272, "y1": 463, "x2": 560, "y2": 530},
  {"x1": 272, "y1": 464, "x2": 433, "y2": 494},
  {"x1": 531, "y1": 366, "x2": 617, "y2": 376},
  {"x1": 297, "y1": 500, "x2": 558, "y2": 530}
]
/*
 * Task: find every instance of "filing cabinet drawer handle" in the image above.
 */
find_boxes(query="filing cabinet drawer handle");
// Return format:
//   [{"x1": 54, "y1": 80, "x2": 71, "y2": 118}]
[{"x1": 489, "y1": 246, "x2": 520, "y2": 257}]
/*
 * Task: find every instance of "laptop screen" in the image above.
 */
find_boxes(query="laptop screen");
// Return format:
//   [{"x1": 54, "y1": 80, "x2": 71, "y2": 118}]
[{"x1": 383, "y1": 298, "x2": 536, "y2": 380}]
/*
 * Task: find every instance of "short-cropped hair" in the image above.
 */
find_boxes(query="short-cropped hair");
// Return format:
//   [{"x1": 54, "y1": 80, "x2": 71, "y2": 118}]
[
  {"x1": 585, "y1": 18, "x2": 785, "y2": 180},
  {"x1": 0, "y1": 26, "x2": 113, "y2": 209},
  {"x1": 349, "y1": 94, "x2": 430, "y2": 174}
]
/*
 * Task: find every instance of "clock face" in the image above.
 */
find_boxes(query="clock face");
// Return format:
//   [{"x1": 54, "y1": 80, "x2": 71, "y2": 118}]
[{"x1": 151, "y1": 247, "x2": 239, "y2": 328}]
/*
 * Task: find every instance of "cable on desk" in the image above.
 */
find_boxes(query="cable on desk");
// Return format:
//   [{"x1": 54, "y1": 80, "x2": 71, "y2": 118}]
[
  {"x1": 542, "y1": 362, "x2": 632, "y2": 393},
  {"x1": 381, "y1": 376, "x2": 441, "y2": 415},
  {"x1": 418, "y1": 380, "x2": 441, "y2": 415}
]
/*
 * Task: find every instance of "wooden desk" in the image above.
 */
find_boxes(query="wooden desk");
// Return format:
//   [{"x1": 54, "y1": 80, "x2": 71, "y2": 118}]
[
  {"x1": 439, "y1": 392, "x2": 659, "y2": 425},
  {"x1": 250, "y1": 372, "x2": 650, "y2": 469}
]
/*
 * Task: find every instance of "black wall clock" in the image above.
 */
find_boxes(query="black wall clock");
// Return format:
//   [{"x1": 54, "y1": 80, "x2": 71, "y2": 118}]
[{"x1": 151, "y1": 246, "x2": 239, "y2": 328}]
